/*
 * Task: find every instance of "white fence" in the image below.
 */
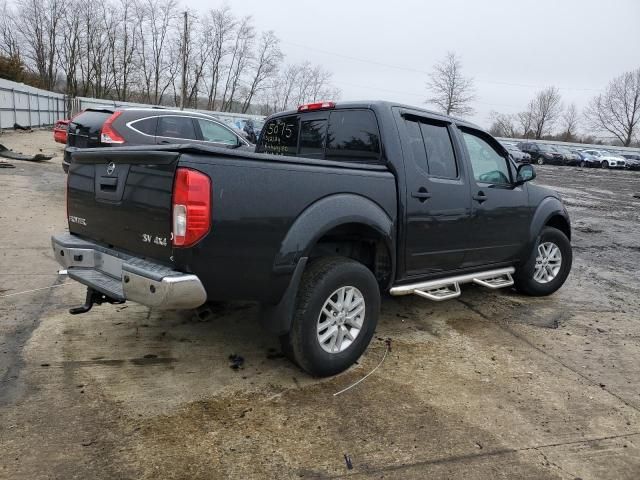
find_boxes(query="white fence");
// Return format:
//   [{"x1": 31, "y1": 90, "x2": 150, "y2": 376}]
[
  {"x1": 0, "y1": 78, "x2": 67, "y2": 129},
  {"x1": 0, "y1": 80, "x2": 264, "y2": 131}
]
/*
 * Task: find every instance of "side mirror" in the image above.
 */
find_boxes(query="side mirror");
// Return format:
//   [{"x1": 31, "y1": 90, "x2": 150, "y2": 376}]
[{"x1": 516, "y1": 164, "x2": 536, "y2": 184}]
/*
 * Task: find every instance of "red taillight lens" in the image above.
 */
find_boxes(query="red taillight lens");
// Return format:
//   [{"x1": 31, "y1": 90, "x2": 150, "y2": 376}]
[
  {"x1": 298, "y1": 101, "x2": 336, "y2": 112},
  {"x1": 100, "y1": 111, "x2": 125, "y2": 144},
  {"x1": 172, "y1": 168, "x2": 211, "y2": 247}
]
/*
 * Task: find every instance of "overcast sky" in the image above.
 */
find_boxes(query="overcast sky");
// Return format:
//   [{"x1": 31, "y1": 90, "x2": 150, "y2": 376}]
[{"x1": 192, "y1": 0, "x2": 640, "y2": 128}]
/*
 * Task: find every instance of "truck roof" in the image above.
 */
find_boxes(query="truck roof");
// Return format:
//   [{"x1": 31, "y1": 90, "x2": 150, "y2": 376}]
[{"x1": 269, "y1": 100, "x2": 481, "y2": 130}]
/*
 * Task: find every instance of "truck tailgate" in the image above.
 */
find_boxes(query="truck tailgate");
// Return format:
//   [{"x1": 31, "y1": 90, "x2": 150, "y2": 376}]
[{"x1": 67, "y1": 149, "x2": 180, "y2": 264}]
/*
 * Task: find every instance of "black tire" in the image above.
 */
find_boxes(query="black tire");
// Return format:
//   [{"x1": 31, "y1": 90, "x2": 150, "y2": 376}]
[
  {"x1": 280, "y1": 257, "x2": 380, "y2": 377},
  {"x1": 580, "y1": 161, "x2": 586, "y2": 168},
  {"x1": 514, "y1": 227, "x2": 572, "y2": 296},
  {"x1": 537, "y1": 156, "x2": 545, "y2": 165},
  {"x1": 601, "y1": 160, "x2": 609, "y2": 169}
]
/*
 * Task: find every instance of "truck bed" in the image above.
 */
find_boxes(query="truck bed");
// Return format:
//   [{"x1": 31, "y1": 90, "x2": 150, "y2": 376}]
[{"x1": 66, "y1": 144, "x2": 397, "y2": 304}]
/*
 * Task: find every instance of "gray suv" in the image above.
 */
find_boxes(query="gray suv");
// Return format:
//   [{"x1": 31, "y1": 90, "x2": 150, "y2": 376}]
[{"x1": 63, "y1": 107, "x2": 252, "y2": 172}]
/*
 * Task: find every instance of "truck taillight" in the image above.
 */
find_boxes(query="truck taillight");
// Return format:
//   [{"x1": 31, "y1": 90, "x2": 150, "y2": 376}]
[
  {"x1": 100, "y1": 111, "x2": 125, "y2": 144},
  {"x1": 172, "y1": 168, "x2": 211, "y2": 247}
]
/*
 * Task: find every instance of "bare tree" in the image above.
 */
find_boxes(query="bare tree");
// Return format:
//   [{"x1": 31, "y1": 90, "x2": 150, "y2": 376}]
[
  {"x1": 426, "y1": 52, "x2": 475, "y2": 116},
  {"x1": 136, "y1": 0, "x2": 179, "y2": 104},
  {"x1": 240, "y1": 30, "x2": 282, "y2": 113},
  {"x1": 0, "y1": 0, "x2": 20, "y2": 58},
  {"x1": 584, "y1": 68, "x2": 640, "y2": 146},
  {"x1": 516, "y1": 110, "x2": 534, "y2": 138},
  {"x1": 58, "y1": 3, "x2": 82, "y2": 98},
  {"x1": 17, "y1": 0, "x2": 62, "y2": 89},
  {"x1": 261, "y1": 62, "x2": 339, "y2": 113},
  {"x1": 204, "y1": 6, "x2": 235, "y2": 110},
  {"x1": 109, "y1": 0, "x2": 139, "y2": 101},
  {"x1": 561, "y1": 103, "x2": 579, "y2": 141},
  {"x1": 528, "y1": 86, "x2": 562, "y2": 139},
  {"x1": 220, "y1": 15, "x2": 254, "y2": 112},
  {"x1": 489, "y1": 112, "x2": 518, "y2": 138}
]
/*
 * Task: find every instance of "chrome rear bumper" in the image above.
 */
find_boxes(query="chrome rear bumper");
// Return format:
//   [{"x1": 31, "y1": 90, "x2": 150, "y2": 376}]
[{"x1": 51, "y1": 233, "x2": 206, "y2": 309}]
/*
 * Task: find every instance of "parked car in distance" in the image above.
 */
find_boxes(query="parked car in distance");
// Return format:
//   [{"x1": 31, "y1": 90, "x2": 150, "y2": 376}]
[
  {"x1": 581, "y1": 149, "x2": 626, "y2": 169},
  {"x1": 553, "y1": 146, "x2": 581, "y2": 166},
  {"x1": 573, "y1": 150, "x2": 600, "y2": 168},
  {"x1": 517, "y1": 142, "x2": 564, "y2": 165},
  {"x1": 53, "y1": 119, "x2": 70, "y2": 144},
  {"x1": 501, "y1": 142, "x2": 531, "y2": 163},
  {"x1": 53, "y1": 100, "x2": 572, "y2": 377},
  {"x1": 621, "y1": 153, "x2": 640, "y2": 170},
  {"x1": 63, "y1": 107, "x2": 252, "y2": 173}
]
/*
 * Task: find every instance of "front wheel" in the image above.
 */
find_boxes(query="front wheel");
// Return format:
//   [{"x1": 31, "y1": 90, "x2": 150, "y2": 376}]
[
  {"x1": 537, "y1": 156, "x2": 545, "y2": 165},
  {"x1": 580, "y1": 161, "x2": 586, "y2": 168},
  {"x1": 514, "y1": 227, "x2": 572, "y2": 296},
  {"x1": 601, "y1": 160, "x2": 609, "y2": 169},
  {"x1": 280, "y1": 257, "x2": 380, "y2": 377}
]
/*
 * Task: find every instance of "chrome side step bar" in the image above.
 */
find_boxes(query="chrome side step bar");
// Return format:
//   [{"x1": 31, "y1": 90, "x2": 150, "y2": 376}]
[{"x1": 389, "y1": 267, "x2": 515, "y2": 301}]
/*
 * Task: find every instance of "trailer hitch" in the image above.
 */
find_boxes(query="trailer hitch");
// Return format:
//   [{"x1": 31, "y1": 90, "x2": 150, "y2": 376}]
[{"x1": 69, "y1": 287, "x2": 125, "y2": 315}]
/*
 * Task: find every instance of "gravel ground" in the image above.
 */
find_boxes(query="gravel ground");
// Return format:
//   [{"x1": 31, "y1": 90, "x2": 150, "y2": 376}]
[{"x1": 1, "y1": 129, "x2": 639, "y2": 479}]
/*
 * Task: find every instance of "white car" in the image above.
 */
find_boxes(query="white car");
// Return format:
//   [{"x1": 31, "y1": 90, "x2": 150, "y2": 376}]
[{"x1": 581, "y1": 149, "x2": 626, "y2": 169}]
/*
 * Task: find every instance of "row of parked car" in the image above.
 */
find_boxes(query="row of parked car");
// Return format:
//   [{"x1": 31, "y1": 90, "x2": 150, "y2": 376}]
[{"x1": 501, "y1": 140, "x2": 640, "y2": 170}]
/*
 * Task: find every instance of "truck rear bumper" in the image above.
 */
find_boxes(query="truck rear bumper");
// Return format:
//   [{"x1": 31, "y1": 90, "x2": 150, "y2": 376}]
[{"x1": 51, "y1": 233, "x2": 207, "y2": 309}]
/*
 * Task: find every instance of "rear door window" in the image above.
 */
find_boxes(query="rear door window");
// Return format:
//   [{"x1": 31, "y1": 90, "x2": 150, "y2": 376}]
[
  {"x1": 326, "y1": 110, "x2": 381, "y2": 161},
  {"x1": 419, "y1": 121, "x2": 458, "y2": 178},
  {"x1": 157, "y1": 116, "x2": 197, "y2": 140},
  {"x1": 258, "y1": 115, "x2": 299, "y2": 156}
]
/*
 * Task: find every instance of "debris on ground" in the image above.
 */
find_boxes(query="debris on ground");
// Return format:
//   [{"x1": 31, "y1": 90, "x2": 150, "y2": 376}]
[
  {"x1": 13, "y1": 123, "x2": 32, "y2": 131},
  {"x1": 0, "y1": 160, "x2": 15, "y2": 168},
  {"x1": 229, "y1": 354, "x2": 244, "y2": 370},
  {"x1": 343, "y1": 454, "x2": 353, "y2": 470},
  {"x1": 0, "y1": 143, "x2": 53, "y2": 162},
  {"x1": 333, "y1": 338, "x2": 392, "y2": 397}
]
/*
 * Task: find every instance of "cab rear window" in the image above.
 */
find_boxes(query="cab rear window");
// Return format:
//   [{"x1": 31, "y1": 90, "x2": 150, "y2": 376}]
[
  {"x1": 257, "y1": 109, "x2": 382, "y2": 162},
  {"x1": 259, "y1": 115, "x2": 299, "y2": 156}
]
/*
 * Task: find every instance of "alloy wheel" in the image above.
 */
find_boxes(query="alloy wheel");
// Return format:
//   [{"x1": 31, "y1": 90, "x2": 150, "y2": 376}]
[
  {"x1": 534, "y1": 242, "x2": 562, "y2": 284},
  {"x1": 316, "y1": 286, "x2": 365, "y2": 354}
]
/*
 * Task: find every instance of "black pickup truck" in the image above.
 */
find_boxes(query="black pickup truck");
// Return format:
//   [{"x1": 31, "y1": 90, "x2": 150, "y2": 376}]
[{"x1": 52, "y1": 101, "x2": 572, "y2": 376}]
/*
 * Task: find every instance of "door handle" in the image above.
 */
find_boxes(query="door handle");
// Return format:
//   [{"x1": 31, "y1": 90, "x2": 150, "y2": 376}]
[
  {"x1": 472, "y1": 191, "x2": 488, "y2": 203},
  {"x1": 159, "y1": 140, "x2": 172, "y2": 144},
  {"x1": 411, "y1": 188, "x2": 432, "y2": 202}
]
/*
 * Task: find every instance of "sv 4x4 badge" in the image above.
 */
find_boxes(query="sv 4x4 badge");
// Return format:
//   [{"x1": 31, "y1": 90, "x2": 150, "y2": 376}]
[{"x1": 142, "y1": 234, "x2": 167, "y2": 247}]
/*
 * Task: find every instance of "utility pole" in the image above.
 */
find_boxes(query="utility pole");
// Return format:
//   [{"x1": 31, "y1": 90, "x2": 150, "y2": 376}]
[{"x1": 180, "y1": 11, "x2": 188, "y2": 110}]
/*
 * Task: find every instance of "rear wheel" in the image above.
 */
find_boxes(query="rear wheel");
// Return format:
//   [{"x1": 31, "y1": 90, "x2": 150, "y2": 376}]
[
  {"x1": 601, "y1": 160, "x2": 609, "y2": 169},
  {"x1": 514, "y1": 227, "x2": 572, "y2": 296},
  {"x1": 280, "y1": 257, "x2": 380, "y2": 377},
  {"x1": 580, "y1": 160, "x2": 586, "y2": 168}
]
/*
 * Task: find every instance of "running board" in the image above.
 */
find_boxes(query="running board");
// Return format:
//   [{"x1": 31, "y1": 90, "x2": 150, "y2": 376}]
[{"x1": 389, "y1": 267, "x2": 515, "y2": 300}]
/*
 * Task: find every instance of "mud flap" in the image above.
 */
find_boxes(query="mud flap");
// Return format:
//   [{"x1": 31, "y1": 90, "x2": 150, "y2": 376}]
[{"x1": 259, "y1": 257, "x2": 308, "y2": 335}]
